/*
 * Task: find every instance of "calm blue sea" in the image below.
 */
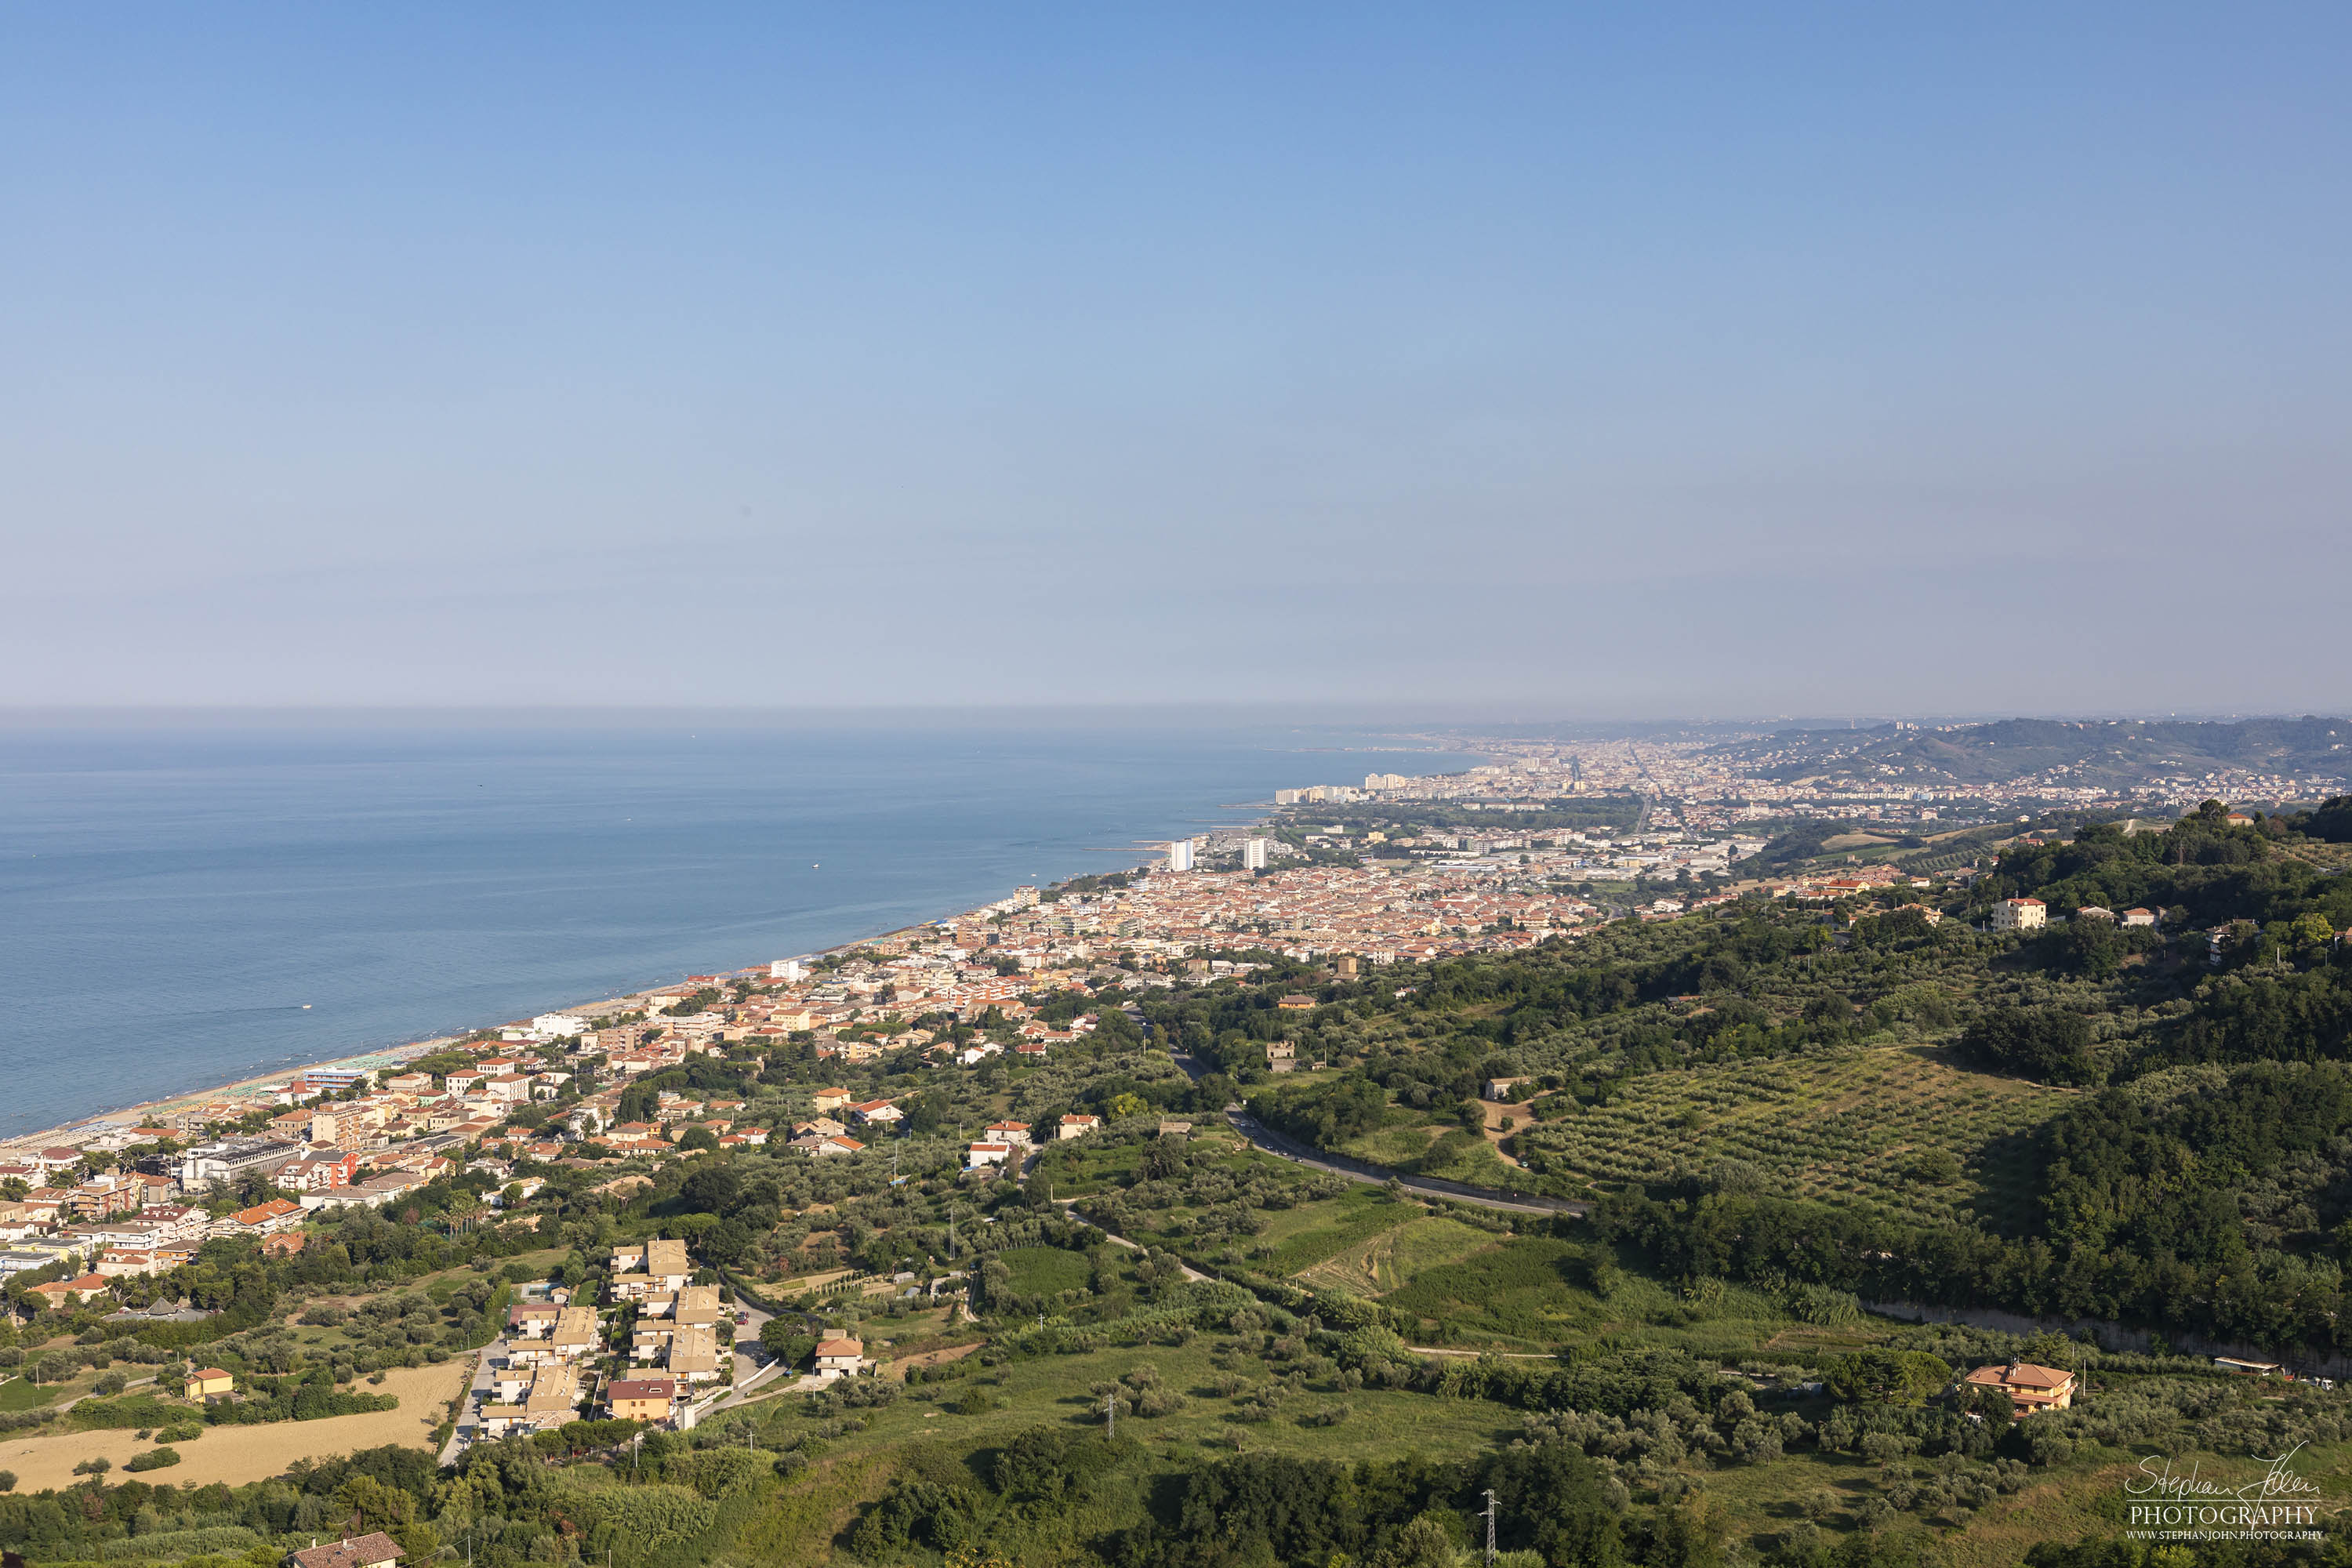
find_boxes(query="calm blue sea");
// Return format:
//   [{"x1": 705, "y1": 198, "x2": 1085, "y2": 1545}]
[{"x1": 0, "y1": 719, "x2": 1476, "y2": 1138}]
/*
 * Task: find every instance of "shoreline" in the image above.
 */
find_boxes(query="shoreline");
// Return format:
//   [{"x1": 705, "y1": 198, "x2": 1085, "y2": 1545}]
[{"x1": 0, "y1": 848, "x2": 1176, "y2": 1160}]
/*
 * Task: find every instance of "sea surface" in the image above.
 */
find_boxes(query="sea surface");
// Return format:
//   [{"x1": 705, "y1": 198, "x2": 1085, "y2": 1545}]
[{"x1": 0, "y1": 718, "x2": 1478, "y2": 1138}]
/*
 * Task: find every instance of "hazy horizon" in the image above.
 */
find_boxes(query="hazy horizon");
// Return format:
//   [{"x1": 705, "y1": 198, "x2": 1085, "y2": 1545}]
[
  {"x1": 7, "y1": 7, "x2": 2348, "y2": 714},
  {"x1": 1, "y1": 704, "x2": 2343, "y2": 735}
]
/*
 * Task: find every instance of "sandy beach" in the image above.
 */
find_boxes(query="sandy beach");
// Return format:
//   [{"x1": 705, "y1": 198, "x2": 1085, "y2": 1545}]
[
  {"x1": 0, "y1": 985, "x2": 660, "y2": 1161},
  {"x1": 0, "y1": 1038, "x2": 456, "y2": 1161}
]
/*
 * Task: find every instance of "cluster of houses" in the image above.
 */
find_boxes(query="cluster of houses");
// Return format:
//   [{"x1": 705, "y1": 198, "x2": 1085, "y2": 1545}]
[
  {"x1": 0, "y1": 918, "x2": 1117, "y2": 1312},
  {"x1": 1988, "y1": 897, "x2": 2161, "y2": 931},
  {"x1": 0, "y1": 1145, "x2": 412, "y2": 1296},
  {"x1": 449, "y1": 1233, "x2": 877, "y2": 1443},
  {"x1": 964, "y1": 1112, "x2": 1102, "y2": 1172}
]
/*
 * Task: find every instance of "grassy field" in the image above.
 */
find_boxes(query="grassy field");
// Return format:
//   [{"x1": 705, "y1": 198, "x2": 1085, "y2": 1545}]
[
  {"x1": 1377, "y1": 1236, "x2": 1604, "y2": 1348},
  {"x1": 1038, "y1": 1139, "x2": 1146, "y2": 1197},
  {"x1": 746, "y1": 1331, "x2": 1519, "y2": 1474},
  {"x1": 1245, "y1": 1185, "x2": 1421, "y2": 1273},
  {"x1": 998, "y1": 1245, "x2": 1093, "y2": 1297},
  {"x1": 0, "y1": 1375, "x2": 56, "y2": 1412},
  {"x1": 1511, "y1": 1041, "x2": 2074, "y2": 1225},
  {"x1": 1294, "y1": 1214, "x2": 1498, "y2": 1296},
  {"x1": 1692, "y1": 1432, "x2": 2352, "y2": 1567},
  {"x1": 1411, "y1": 1130, "x2": 1523, "y2": 1188},
  {"x1": 731, "y1": 1254, "x2": 2192, "y2": 1566},
  {"x1": 1338, "y1": 1122, "x2": 1445, "y2": 1168},
  {"x1": 1335, "y1": 1120, "x2": 1528, "y2": 1189}
]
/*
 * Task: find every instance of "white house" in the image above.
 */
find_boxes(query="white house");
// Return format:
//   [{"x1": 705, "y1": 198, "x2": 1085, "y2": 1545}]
[
  {"x1": 1991, "y1": 898, "x2": 2048, "y2": 931},
  {"x1": 814, "y1": 1336, "x2": 865, "y2": 1379}
]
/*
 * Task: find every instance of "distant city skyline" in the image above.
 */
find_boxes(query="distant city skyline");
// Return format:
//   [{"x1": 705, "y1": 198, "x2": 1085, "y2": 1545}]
[{"x1": 5, "y1": 6, "x2": 2347, "y2": 714}]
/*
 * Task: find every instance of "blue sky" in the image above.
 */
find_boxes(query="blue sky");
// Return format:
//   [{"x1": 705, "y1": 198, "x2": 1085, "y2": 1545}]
[{"x1": 5, "y1": 5, "x2": 2347, "y2": 716}]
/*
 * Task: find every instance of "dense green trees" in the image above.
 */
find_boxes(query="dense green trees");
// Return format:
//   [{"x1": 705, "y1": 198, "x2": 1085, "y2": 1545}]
[
  {"x1": 1212, "y1": 803, "x2": 2352, "y2": 1351},
  {"x1": 1817, "y1": 1349, "x2": 1951, "y2": 1405},
  {"x1": 1958, "y1": 1006, "x2": 2096, "y2": 1083},
  {"x1": 1111, "y1": 1446, "x2": 1629, "y2": 1568},
  {"x1": 2295, "y1": 794, "x2": 2352, "y2": 843},
  {"x1": 1588, "y1": 1056, "x2": 2352, "y2": 1348},
  {"x1": 1986, "y1": 811, "x2": 2352, "y2": 932}
]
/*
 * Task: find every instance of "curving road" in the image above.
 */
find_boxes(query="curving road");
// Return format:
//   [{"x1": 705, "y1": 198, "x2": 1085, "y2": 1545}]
[
  {"x1": 1223, "y1": 1109, "x2": 1586, "y2": 1218},
  {"x1": 1167, "y1": 1051, "x2": 1585, "y2": 1218}
]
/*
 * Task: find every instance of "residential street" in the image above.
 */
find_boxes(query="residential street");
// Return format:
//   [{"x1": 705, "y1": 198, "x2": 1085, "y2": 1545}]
[{"x1": 438, "y1": 1332, "x2": 504, "y2": 1465}]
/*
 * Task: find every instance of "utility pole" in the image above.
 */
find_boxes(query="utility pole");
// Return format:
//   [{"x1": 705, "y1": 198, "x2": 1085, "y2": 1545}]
[
  {"x1": 1483, "y1": 1489, "x2": 1497, "y2": 1567},
  {"x1": 1105, "y1": 1392, "x2": 1116, "y2": 1439}
]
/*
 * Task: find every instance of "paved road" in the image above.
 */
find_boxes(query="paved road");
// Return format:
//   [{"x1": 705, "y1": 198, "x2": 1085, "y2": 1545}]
[
  {"x1": 52, "y1": 1373, "x2": 157, "y2": 1413},
  {"x1": 709, "y1": 1297, "x2": 797, "y2": 1411},
  {"x1": 1167, "y1": 1051, "x2": 1585, "y2": 1218},
  {"x1": 439, "y1": 1333, "x2": 506, "y2": 1466},
  {"x1": 1225, "y1": 1110, "x2": 1587, "y2": 1217}
]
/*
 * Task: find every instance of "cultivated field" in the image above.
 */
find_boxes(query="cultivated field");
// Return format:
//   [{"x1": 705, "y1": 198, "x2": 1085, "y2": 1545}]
[
  {"x1": 1512, "y1": 1041, "x2": 2074, "y2": 1225},
  {"x1": 0, "y1": 1359, "x2": 465, "y2": 1492}
]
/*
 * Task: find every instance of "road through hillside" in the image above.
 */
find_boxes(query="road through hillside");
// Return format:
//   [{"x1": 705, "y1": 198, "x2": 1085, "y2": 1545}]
[{"x1": 1166, "y1": 1051, "x2": 1587, "y2": 1218}]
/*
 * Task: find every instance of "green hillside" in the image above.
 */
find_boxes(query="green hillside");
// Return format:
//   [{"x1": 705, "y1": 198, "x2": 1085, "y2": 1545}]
[{"x1": 13, "y1": 803, "x2": 2352, "y2": 1568}]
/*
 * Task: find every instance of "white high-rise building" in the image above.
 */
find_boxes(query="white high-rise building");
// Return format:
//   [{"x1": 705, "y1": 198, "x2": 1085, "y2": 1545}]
[
  {"x1": 1167, "y1": 839, "x2": 1195, "y2": 873},
  {"x1": 770, "y1": 960, "x2": 804, "y2": 982},
  {"x1": 1242, "y1": 837, "x2": 1269, "y2": 870}
]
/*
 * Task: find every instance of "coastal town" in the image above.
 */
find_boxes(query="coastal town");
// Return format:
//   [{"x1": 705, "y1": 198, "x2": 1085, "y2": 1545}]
[
  {"x1": 0, "y1": 724, "x2": 2344, "y2": 1568},
  {"x1": 3, "y1": 725, "x2": 2345, "y2": 1463},
  {"x1": 8, "y1": 721, "x2": 2339, "y2": 1241}
]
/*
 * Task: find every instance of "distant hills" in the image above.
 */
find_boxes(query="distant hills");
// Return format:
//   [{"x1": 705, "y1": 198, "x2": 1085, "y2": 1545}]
[{"x1": 1710, "y1": 716, "x2": 2350, "y2": 789}]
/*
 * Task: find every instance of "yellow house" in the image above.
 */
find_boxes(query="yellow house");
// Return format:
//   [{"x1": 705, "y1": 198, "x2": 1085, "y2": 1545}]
[
  {"x1": 1962, "y1": 1359, "x2": 2075, "y2": 1415},
  {"x1": 184, "y1": 1367, "x2": 234, "y2": 1400}
]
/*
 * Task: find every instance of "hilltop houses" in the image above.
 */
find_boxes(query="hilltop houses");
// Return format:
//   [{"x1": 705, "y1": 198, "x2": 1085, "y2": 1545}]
[{"x1": 1991, "y1": 898, "x2": 2048, "y2": 931}]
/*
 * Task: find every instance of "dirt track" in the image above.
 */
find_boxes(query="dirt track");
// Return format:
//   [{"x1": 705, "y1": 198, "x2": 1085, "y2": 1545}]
[{"x1": 0, "y1": 1360, "x2": 467, "y2": 1493}]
